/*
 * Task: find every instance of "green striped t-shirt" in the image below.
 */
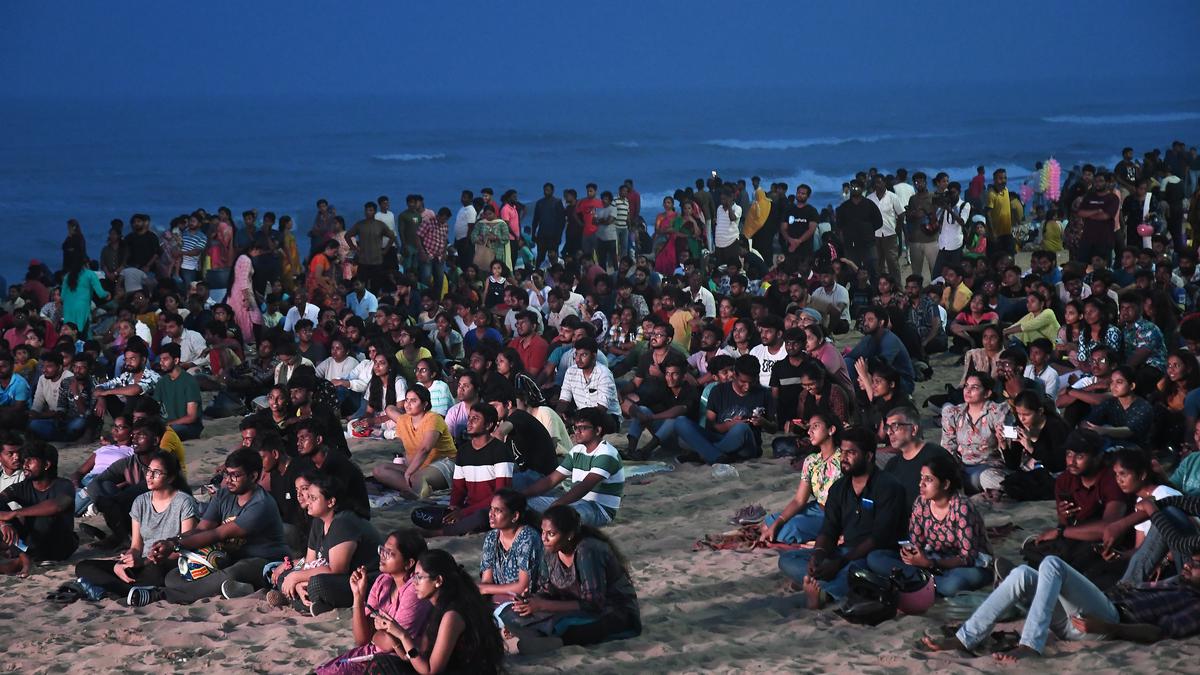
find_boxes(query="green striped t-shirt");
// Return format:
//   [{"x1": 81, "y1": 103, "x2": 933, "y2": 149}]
[{"x1": 557, "y1": 441, "x2": 624, "y2": 518}]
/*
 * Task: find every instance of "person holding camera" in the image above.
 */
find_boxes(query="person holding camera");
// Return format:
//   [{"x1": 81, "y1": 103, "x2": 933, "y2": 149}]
[{"x1": 934, "y1": 181, "x2": 970, "y2": 276}]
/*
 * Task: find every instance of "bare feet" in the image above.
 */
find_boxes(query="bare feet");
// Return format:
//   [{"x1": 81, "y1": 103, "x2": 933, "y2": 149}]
[
  {"x1": 0, "y1": 554, "x2": 31, "y2": 577},
  {"x1": 803, "y1": 576, "x2": 825, "y2": 610},
  {"x1": 920, "y1": 635, "x2": 967, "y2": 652},
  {"x1": 993, "y1": 645, "x2": 1039, "y2": 664}
]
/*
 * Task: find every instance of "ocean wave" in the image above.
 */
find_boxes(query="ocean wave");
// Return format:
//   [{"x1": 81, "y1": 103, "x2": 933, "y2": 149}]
[
  {"x1": 1042, "y1": 112, "x2": 1200, "y2": 125},
  {"x1": 615, "y1": 140, "x2": 641, "y2": 148},
  {"x1": 706, "y1": 134, "x2": 921, "y2": 150},
  {"x1": 371, "y1": 152, "x2": 446, "y2": 161}
]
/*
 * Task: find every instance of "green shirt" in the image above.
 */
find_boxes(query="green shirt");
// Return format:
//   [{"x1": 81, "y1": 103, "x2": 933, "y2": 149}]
[
  {"x1": 153, "y1": 370, "x2": 202, "y2": 423},
  {"x1": 556, "y1": 441, "x2": 625, "y2": 519}
]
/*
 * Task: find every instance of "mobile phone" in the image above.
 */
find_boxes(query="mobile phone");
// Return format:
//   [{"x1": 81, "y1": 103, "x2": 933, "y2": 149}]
[
  {"x1": 1002, "y1": 425, "x2": 1019, "y2": 440},
  {"x1": 897, "y1": 540, "x2": 911, "y2": 548},
  {"x1": 365, "y1": 602, "x2": 382, "y2": 617}
]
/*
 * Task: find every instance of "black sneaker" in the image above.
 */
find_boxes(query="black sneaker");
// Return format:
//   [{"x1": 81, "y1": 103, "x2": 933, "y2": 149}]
[
  {"x1": 126, "y1": 586, "x2": 165, "y2": 607},
  {"x1": 675, "y1": 451, "x2": 705, "y2": 465},
  {"x1": 221, "y1": 579, "x2": 256, "y2": 599}
]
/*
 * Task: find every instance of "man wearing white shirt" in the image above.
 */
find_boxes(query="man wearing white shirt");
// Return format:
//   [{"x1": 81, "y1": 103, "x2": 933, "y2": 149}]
[
  {"x1": 282, "y1": 290, "x2": 320, "y2": 333},
  {"x1": 868, "y1": 176, "x2": 906, "y2": 280},
  {"x1": 377, "y1": 195, "x2": 399, "y2": 273},
  {"x1": 453, "y1": 189, "x2": 477, "y2": 265},
  {"x1": 556, "y1": 337, "x2": 620, "y2": 422},
  {"x1": 892, "y1": 169, "x2": 916, "y2": 212},
  {"x1": 811, "y1": 266, "x2": 851, "y2": 334},
  {"x1": 934, "y1": 181, "x2": 971, "y2": 278},
  {"x1": 713, "y1": 188, "x2": 743, "y2": 265},
  {"x1": 688, "y1": 270, "x2": 717, "y2": 318},
  {"x1": 159, "y1": 312, "x2": 207, "y2": 369}
]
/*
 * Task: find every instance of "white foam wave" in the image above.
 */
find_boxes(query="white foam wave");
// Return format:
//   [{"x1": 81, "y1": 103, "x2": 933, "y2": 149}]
[
  {"x1": 615, "y1": 141, "x2": 640, "y2": 148},
  {"x1": 705, "y1": 133, "x2": 942, "y2": 150},
  {"x1": 1042, "y1": 112, "x2": 1200, "y2": 125},
  {"x1": 371, "y1": 152, "x2": 446, "y2": 161}
]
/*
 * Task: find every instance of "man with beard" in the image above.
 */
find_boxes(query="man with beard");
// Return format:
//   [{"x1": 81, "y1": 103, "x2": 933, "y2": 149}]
[
  {"x1": 674, "y1": 355, "x2": 775, "y2": 465},
  {"x1": 777, "y1": 428, "x2": 905, "y2": 609},
  {"x1": 289, "y1": 420, "x2": 369, "y2": 521},
  {"x1": 287, "y1": 371, "x2": 349, "y2": 458},
  {"x1": 835, "y1": 180, "x2": 883, "y2": 277},
  {"x1": 844, "y1": 306, "x2": 915, "y2": 395},
  {"x1": 531, "y1": 183, "x2": 566, "y2": 268},
  {"x1": 781, "y1": 184, "x2": 819, "y2": 258},
  {"x1": 0, "y1": 441, "x2": 76, "y2": 573},
  {"x1": 93, "y1": 337, "x2": 159, "y2": 421}
]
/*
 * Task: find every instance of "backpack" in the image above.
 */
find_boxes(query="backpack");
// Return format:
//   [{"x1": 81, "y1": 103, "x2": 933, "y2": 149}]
[{"x1": 834, "y1": 568, "x2": 899, "y2": 626}]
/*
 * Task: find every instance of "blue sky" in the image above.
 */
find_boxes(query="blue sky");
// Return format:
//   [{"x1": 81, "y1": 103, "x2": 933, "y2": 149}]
[{"x1": 4, "y1": 0, "x2": 1198, "y2": 99}]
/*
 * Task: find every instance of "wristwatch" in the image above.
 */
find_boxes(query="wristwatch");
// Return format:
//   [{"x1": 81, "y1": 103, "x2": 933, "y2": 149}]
[{"x1": 406, "y1": 647, "x2": 420, "y2": 659}]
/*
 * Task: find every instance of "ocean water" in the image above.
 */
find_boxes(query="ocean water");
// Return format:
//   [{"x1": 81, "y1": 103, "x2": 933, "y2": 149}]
[{"x1": 2, "y1": 85, "x2": 1198, "y2": 279}]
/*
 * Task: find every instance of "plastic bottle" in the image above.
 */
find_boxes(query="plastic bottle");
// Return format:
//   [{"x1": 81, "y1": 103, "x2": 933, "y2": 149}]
[{"x1": 711, "y1": 463, "x2": 739, "y2": 479}]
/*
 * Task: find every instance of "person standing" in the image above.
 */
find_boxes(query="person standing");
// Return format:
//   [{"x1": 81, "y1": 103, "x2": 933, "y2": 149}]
[
  {"x1": 346, "y1": 201, "x2": 397, "y2": 292},
  {"x1": 867, "y1": 176, "x2": 905, "y2": 281},
  {"x1": 713, "y1": 188, "x2": 743, "y2": 266},
  {"x1": 417, "y1": 207, "x2": 449, "y2": 299},
  {"x1": 1075, "y1": 172, "x2": 1120, "y2": 267},
  {"x1": 985, "y1": 168, "x2": 1014, "y2": 254},
  {"x1": 835, "y1": 181, "x2": 883, "y2": 277},
  {"x1": 531, "y1": 183, "x2": 565, "y2": 268},
  {"x1": 452, "y1": 190, "x2": 477, "y2": 266},
  {"x1": 308, "y1": 199, "x2": 337, "y2": 262}
]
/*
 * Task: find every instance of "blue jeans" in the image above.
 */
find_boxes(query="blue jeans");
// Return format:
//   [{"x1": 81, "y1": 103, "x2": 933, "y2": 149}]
[
  {"x1": 1120, "y1": 506, "x2": 1196, "y2": 583},
  {"x1": 527, "y1": 495, "x2": 613, "y2": 527},
  {"x1": 957, "y1": 555, "x2": 1118, "y2": 654},
  {"x1": 615, "y1": 227, "x2": 629, "y2": 257},
  {"x1": 512, "y1": 469, "x2": 546, "y2": 492},
  {"x1": 777, "y1": 545, "x2": 861, "y2": 601},
  {"x1": 763, "y1": 502, "x2": 824, "y2": 544},
  {"x1": 28, "y1": 416, "x2": 88, "y2": 443},
  {"x1": 74, "y1": 474, "x2": 96, "y2": 515},
  {"x1": 170, "y1": 421, "x2": 204, "y2": 441},
  {"x1": 675, "y1": 418, "x2": 760, "y2": 463},
  {"x1": 865, "y1": 549, "x2": 991, "y2": 597},
  {"x1": 419, "y1": 258, "x2": 445, "y2": 299},
  {"x1": 627, "y1": 406, "x2": 682, "y2": 449}
]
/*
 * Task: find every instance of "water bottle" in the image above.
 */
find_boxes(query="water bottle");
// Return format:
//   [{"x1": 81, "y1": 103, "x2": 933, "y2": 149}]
[
  {"x1": 392, "y1": 453, "x2": 406, "y2": 467},
  {"x1": 711, "y1": 464, "x2": 739, "y2": 479}
]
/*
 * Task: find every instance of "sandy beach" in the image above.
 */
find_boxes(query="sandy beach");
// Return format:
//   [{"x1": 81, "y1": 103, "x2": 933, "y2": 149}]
[{"x1": 2, "y1": 332, "x2": 1199, "y2": 675}]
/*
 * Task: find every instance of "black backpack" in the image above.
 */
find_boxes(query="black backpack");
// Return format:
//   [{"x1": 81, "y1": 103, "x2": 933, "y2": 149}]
[{"x1": 834, "y1": 568, "x2": 899, "y2": 626}]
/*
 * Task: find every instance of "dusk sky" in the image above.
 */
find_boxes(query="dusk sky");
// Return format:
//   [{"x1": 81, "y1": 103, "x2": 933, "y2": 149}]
[{"x1": 5, "y1": 0, "x2": 1199, "y2": 99}]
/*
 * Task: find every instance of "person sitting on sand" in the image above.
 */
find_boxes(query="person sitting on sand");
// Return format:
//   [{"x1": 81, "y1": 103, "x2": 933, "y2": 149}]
[
  {"x1": 0, "y1": 440, "x2": 76, "y2": 575},
  {"x1": 1021, "y1": 429, "x2": 1130, "y2": 589},
  {"x1": 411, "y1": 403, "x2": 514, "y2": 537},
  {"x1": 1106, "y1": 448, "x2": 1195, "y2": 585},
  {"x1": 523, "y1": 407, "x2": 624, "y2": 528},
  {"x1": 68, "y1": 418, "x2": 133, "y2": 515},
  {"x1": 373, "y1": 386, "x2": 456, "y2": 500},
  {"x1": 881, "y1": 407, "x2": 952, "y2": 511},
  {"x1": 266, "y1": 472, "x2": 382, "y2": 615},
  {"x1": 366, "y1": 548, "x2": 506, "y2": 675},
  {"x1": 0, "y1": 433, "x2": 25, "y2": 497},
  {"x1": 316, "y1": 529, "x2": 432, "y2": 675},
  {"x1": 505, "y1": 503, "x2": 641, "y2": 651},
  {"x1": 921, "y1": 548, "x2": 1200, "y2": 663},
  {"x1": 291, "y1": 420, "x2": 370, "y2": 521},
  {"x1": 478, "y1": 489, "x2": 543, "y2": 602},
  {"x1": 776, "y1": 428, "x2": 906, "y2": 609},
  {"x1": 488, "y1": 390, "x2": 559, "y2": 490},
  {"x1": 759, "y1": 411, "x2": 842, "y2": 545},
  {"x1": 84, "y1": 417, "x2": 162, "y2": 548},
  {"x1": 867, "y1": 454, "x2": 993, "y2": 596},
  {"x1": 940, "y1": 372, "x2": 1008, "y2": 496},
  {"x1": 674, "y1": 354, "x2": 777, "y2": 465},
  {"x1": 75, "y1": 451, "x2": 197, "y2": 605},
  {"x1": 146, "y1": 448, "x2": 288, "y2": 604}
]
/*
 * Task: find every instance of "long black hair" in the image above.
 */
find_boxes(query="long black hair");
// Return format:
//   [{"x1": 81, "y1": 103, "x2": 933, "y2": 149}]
[
  {"x1": 416, "y1": 549, "x2": 505, "y2": 674},
  {"x1": 147, "y1": 450, "x2": 190, "y2": 493},
  {"x1": 541, "y1": 503, "x2": 631, "y2": 572}
]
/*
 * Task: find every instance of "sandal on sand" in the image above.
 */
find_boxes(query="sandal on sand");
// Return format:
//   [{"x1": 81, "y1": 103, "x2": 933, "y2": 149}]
[
  {"x1": 46, "y1": 583, "x2": 84, "y2": 605},
  {"x1": 730, "y1": 504, "x2": 767, "y2": 526}
]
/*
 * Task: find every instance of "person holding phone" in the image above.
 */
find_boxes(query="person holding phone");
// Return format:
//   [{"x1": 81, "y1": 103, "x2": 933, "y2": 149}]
[
  {"x1": 867, "y1": 454, "x2": 993, "y2": 597},
  {"x1": 316, "y1": 529, "x2": 431, "y2": 675}
]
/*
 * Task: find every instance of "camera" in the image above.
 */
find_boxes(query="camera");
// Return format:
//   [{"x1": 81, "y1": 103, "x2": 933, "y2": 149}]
[{"x1": 931, "y1": 191, "x2": 956, "y2": 208}]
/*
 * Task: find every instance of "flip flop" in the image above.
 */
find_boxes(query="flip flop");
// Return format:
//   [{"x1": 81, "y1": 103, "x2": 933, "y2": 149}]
[{"x1": 46, "y1": 584, "x2": 84, "y2": 605}]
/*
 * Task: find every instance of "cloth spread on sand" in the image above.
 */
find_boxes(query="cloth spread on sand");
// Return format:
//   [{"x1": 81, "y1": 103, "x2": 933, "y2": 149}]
[{"x1": 693, "y1": 524, "x2": 812, "y2": 553}]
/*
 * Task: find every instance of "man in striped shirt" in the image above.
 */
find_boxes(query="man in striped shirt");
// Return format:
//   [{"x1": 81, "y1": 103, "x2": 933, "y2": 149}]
[{"x1": 524, "y1": 407, "x2": 624, "y2": 527}]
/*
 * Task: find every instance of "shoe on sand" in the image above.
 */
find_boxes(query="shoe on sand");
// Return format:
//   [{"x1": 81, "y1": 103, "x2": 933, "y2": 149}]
[
  {"x1": 221, "y1": 579, "x2": 256, "y2": 599},
  {"x1": 126, "y1": 586, "x2": 165, "y2": 607},
  {"x1": 265, "y1": 590, "x2": 290, "y2": 608}
]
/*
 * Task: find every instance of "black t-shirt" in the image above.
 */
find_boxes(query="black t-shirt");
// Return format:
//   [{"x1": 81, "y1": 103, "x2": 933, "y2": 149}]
[
  {"x1": 883, "y1": 443, "x2": 953, "y2": 514},
  {"x1": 785, "y1": 203, "x2": 820, "y2": 241},
  {"x1": 707, "y1": 382, "x2": 775, "y2": 449},
  {"x1": 505, "y1": 409, "x2": 559, "y2": 476},
  {"x1": 0, "y1": 478, "x2": 73, "y2": 542},
  {"x1": 307, "y1": 510, "x2": 382, "y2": 571},
  {"x1": 289, "y1": 451, "x2": 371, "y2": 522},
  {"x1": 1079, "y1": 190, "x2": 1119, "y2": 244},
  {"x1": 821, "y1": 469, "x2": 907, "y2": 551},
  {"x1": 123, "y1": 230, "x2": 160, "y2": 269},
  {"x1": 769, "y1": 357, "x2": 808, "y2": 424}
]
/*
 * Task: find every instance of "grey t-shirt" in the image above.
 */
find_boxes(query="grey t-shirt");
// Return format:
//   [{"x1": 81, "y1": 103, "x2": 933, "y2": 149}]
[
  {"x1": 129, "y1": 490, "x2": 198, "y2": 556},
  {"x1": 201, "y1": 486, "x2": 288, "y2": 561}
]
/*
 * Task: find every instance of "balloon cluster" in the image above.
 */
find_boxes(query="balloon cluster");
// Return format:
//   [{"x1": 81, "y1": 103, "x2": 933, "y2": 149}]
[{"x1": 1040, "y1": 158, "x2": 1062, "y2": 201}]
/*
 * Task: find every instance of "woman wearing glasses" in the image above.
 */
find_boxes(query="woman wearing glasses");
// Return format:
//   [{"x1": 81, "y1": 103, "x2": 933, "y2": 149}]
[
  {"x1": 74, "y1": 451, "x2": 197, "y2": 605},
  {"x1": 316, "y1": 529, "x2": 431, "y2": 675}
]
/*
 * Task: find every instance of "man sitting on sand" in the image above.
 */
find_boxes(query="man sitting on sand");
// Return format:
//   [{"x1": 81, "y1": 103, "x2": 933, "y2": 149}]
[
  {"x1": 0, "y1": 441, "x2": 76, "y2": 575},
  {"x1": 147, "y1": 448, "x2": 288, "y2": 604},
  {"x1": 777, "y1": 428, "x2": 906, "y2": 609},
  {"x1": 523, "y1": 407, "x2": 624, "y2": 527},
  {"x1": 922, "y1": 549, "x2": 1200, "y2": 663}
]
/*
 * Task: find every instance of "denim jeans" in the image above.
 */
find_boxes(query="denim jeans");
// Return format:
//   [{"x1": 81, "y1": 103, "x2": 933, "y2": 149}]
[
  {"x1": 527, "y1": 496, "x2": 613, "y2": 527},
  {"x1": 763, "y1": 502, "x2": 824, "y2": 544},
  {"x1": 674, "y1": 418, "x2": 760, "y2": 463},
  {"x1": 865, "y1": 549, "x2": 991, "y2": 596},
  {"x1": 957, "y1": 555, "x2": 1118, "y2": 654},
  {"x1": 512, "y1": 469, "x2": 546, "y2": 492},
  {"x1": 1120, "y1": 506, "x2": 1197, "y2": 583},
  {"x1": 73, "y1": 474, "x2": 96, "y2": 515},
  {"x1": 170, "y1": 421, "x2": 204, "y2": 441},
  {"x1": 419, "y1": 258, "x2": 445, "y2": 299},
  {"x1": 777, "y1": 545, "x2": 860, "y2": 601},
  {"x1": 28, "y1": 416, "x2": 89, "y2": 443},
  {"x1": 615, "y1": 227, "x2": 629, "y2": 258},
  {"x1": 627, "y1": 405, "x2": 683, "y2": 449}
]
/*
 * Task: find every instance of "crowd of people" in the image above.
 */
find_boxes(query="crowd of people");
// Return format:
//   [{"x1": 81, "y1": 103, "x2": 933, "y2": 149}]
[{"x1": 0, "y1": 140, "x2": 1199, "y2": 669}]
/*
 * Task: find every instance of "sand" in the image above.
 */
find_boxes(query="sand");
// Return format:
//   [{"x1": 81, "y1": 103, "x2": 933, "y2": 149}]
[{"x1": 3, "y1": 301, "x2": 1200, "y2": 674}]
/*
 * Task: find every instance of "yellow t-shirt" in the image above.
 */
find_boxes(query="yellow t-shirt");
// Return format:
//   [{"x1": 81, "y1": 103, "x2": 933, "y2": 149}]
[
  {"x1": 941, "y1": 284, "x2": 973, "y2": 315},
  {"x1": 159, "y1": 427, "x2": 187, "y2": 476},
  {"x1": 1042, "y1": 219, "x2": 1063, "y2": 252},
  {"x1": 987, "y1": 188, "x2": 1012, "y2": 236},
  {"x1": 395, "y1": 412, "x2": 456, "y2": 468},
  {"x1": 669, "y1": 309, "x2": 694, "y2": 351}
]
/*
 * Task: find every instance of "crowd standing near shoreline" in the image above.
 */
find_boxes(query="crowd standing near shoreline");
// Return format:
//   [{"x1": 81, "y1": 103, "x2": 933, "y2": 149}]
[{"x1": 1, "y1": 140, "x2": 1200, "y2": 670}]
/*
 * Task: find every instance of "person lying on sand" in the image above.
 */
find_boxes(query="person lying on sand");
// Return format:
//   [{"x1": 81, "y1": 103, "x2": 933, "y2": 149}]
[{"x1": 921, "y1": 549, "x2": 1200, "y2": 664}]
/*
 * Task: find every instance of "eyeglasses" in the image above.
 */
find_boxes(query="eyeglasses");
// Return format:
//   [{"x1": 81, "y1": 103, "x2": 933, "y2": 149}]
[
  {"x1": 377, "y1": 545, "x2": 394, "y2": 560},
  {"x1": 145, "y1": 469, "x2": 167, "y2": 478},
  {"x1": 884, "y1": 423, "x2": 914, "y2": 433},
  {"x1": 1091, "y1": 357, "x2": 1109, "y2": 365},
  {"x1": 411, "y1": 572, "x2": 433, "y2": 582},
  {"x1": 223, "y1": 471, "x2": 247, "y2": 481}
]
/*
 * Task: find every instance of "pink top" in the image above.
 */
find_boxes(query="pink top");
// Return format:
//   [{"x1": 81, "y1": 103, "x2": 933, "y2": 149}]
[
  {"x1": 368, "y1": 574, "x2": 431, "y2": 635},
  {"x1": 810, "y1": 341, "x2": 852, "y2": 390},
  {"x1": 500, "y1": 203, "x2": 520, "y2": 241}
]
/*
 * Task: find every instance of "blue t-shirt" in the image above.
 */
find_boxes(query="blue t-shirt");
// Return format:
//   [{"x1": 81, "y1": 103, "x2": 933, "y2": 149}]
[{"x1": 0, "y1": 374, "x2": 30, "y2": 405}]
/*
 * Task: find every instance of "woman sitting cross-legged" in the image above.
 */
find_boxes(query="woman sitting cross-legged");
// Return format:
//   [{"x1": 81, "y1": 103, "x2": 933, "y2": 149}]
[
  {"x1": 266, "y1": 471, "x2": 382, "y2": 615},
  {"x1": 75, "y1": 451, "x2": 198, "y2": 605},
  {"x1": 315, "y1": 529, "x2": 431, "y2": 675},
  {"x1": 758, "y1": 412, "x2": 842, "y2": 545},
  {"x1": 866, "y1": 454, "x2": 993, "y2": 597},
  {"x1": 477, "y1": 489, "x2": 543, "y2": 603},
  {"x1": 366, "y1": 549, "x2": 505, "y2": 675},
  {"x1": 504, "y1": 504, "x2": 641, "y2": 652}
]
